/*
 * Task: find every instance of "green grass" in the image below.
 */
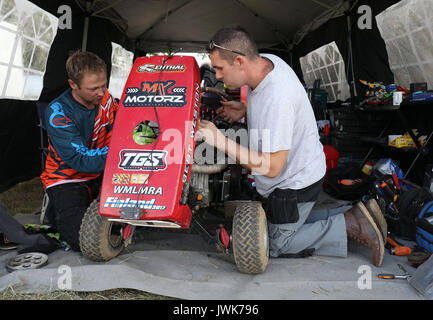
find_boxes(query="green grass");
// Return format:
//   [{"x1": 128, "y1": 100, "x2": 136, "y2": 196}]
[
  {"x1": 0, "y1": 177, "x2": 44, "y2": 215},
  {"x1": 0, "y1": 177, "x2": 177, "y2": 300},
  {"x1": 0, "y1": 287, "x2": 175, "y2": 300}
]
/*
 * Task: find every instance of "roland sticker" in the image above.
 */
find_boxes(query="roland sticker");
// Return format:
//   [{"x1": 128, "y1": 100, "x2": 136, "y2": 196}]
[
  {"x1": 137, "y1": 64, "x2": 186, "y2": 73},
  {"x1": 122, "y1": 80, "x2": 186, "y2": 108},
  {"x1": 103, "y1": 197, "x2": 167, "y2": 210}
]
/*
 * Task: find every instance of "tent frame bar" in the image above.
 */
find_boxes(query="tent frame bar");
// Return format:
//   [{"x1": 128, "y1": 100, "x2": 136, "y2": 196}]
[
  {"x1": 136, "y1": 0, "x2": 195, "y2": 42},
  {"x1": 291, "y1": 0, "x2": 349, "y2": 47},
  {"x1": 310, "y1": 0, "x2": 333, "y2": 10},
  {"x1": 92, "y1": 0, "x2": 123, "y2": 16},
  {"x1": 232, "y1": 0, "x2": 291, "y2": 51},
  {"x1": 81, "y1": 1, "x2": 92, "y2": 51}
]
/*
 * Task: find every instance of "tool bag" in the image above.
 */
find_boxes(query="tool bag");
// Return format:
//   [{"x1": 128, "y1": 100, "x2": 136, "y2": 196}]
[
  {"x1": 416, "y1": 201, "x2": 433, "y2": 253},
  {"x1": 323, "y1": 162, "x2": 371, "y2": 200}
]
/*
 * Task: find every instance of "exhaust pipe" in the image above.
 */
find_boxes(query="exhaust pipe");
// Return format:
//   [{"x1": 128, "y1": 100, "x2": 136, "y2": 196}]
[{"x1": 191, "y1": 164, "x2": 227, "y2": 174}]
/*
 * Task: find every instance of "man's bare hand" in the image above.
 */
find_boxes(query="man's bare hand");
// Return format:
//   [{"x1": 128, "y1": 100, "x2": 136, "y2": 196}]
[
  {"x1": 196, "y1": 120, "x2": 225, "y2": 149},
  {"x1": 216, "y1": 100, "x2": 246, "y2": 123}
]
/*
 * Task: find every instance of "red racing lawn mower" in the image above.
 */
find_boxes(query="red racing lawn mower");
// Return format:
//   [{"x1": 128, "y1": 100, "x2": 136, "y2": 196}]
[{"x1": 78, "y1": 55, "x2": 269, "y2": 274}]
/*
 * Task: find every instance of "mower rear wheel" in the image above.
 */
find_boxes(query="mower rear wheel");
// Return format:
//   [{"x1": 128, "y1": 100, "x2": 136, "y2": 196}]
[
  {"x1": 79, "y1": 199, "x2": 125, "y2": 261},
  {"x1": 232, "y1": 202, "x2": 269, "y2": 274}
]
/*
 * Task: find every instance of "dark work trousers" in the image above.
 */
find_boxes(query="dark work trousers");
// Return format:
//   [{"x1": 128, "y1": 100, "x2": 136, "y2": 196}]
[{"x1": 45, "y1": 176, "x2": 102, "y2": 251}]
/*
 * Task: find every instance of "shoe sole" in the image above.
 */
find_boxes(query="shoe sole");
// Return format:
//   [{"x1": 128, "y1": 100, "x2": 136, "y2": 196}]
[
  {"x1": 0, "y1": 243, "x2": 18, "y2": 250},
  {"x1": 358, "y1": 202, "x2": 385, "y2": 267},
  {"x1": 365, "y1": 199, "x2": 388, "y2": 242}
]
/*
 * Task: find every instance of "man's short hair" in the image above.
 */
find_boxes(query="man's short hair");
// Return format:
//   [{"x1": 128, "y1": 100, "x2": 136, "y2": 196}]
[
  {"x1": 209, "y1": 24, "x2": 259, "y2": 63},
  {"x1": 66, "y1": 51, "x2": 106, "y2": 86}
]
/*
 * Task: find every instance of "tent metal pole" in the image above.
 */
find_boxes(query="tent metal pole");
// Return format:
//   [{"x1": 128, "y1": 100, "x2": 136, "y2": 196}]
[
  {"x1": 81, "y1": 1, "x2": 92, "y2": 51},
  {"x1": 310, "y1": 0, "x2": 333, "y2": 9},
  {"x1": 82, "y1": 17, "x2": 89, "y2": 51},
  {"x1": 136, "y1": 0, "x2": 195, "y2": 42},
  {"x1": 92, "y1": 0, "x2": 123, "y2": 16},
  {"x1": 346, "y1": 11, "x2": 357, "y2": 98},
  {"x1": 291, "y1": 0, "x2": 346, "y2": 47},
  {"x1": 233, "y1": 0, "x2": 291, "y2": 50}
]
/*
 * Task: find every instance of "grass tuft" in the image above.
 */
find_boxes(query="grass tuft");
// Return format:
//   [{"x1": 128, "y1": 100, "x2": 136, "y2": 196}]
[{"x1": 0, "y1": 286, "x2": 176, "y2": 300}]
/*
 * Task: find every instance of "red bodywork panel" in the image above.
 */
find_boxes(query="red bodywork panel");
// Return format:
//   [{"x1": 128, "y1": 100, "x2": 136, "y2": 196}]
[{"x1": 99, "y1": 55, "x2": 201, "y2": 228}]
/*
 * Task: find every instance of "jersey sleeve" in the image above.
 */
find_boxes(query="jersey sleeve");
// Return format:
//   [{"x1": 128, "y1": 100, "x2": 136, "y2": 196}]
[{"x1": 44, "y1": 102, "x2": 108, "y2": 174}]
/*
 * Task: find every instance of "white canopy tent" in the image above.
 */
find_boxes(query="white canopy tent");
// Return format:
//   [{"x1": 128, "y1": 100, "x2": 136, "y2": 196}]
[{"x1": 70, "y1": 0, "x2": 352, "y2": 53}]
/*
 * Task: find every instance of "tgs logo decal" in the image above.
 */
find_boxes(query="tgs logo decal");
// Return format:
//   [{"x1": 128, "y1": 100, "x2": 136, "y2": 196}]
[{"x1": 118, "y1": 150, "x2": 167, "y2": 171}]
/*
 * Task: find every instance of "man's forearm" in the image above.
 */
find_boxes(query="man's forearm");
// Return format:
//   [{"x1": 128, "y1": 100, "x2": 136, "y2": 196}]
[{"x1": 217, "y1": 136, "x2": 272, "y2": 176}]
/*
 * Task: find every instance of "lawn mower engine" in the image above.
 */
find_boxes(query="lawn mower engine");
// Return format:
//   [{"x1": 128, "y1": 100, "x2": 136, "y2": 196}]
[{"x1": 78, "y1": 55, "x2": 269, "y2": 274}]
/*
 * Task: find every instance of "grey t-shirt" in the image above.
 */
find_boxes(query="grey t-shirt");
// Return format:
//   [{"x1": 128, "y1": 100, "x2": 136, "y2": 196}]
[{"x1": 247, "y1": 54, "x2": 326, "y2": 197}]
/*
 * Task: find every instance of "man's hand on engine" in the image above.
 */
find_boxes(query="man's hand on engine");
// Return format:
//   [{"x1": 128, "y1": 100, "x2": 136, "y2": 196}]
[
  {"x1": 216, "y1": 100, "x2": 246, "y2": 123},
  {"x1": 196, "y1": 120, "x2": 226, "y2": 149}
]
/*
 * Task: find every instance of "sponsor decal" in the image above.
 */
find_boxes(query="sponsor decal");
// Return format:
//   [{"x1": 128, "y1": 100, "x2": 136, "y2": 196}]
[
  {"x1": 131, "y1": 174, "x2": 150, "y2": 184},
  {"x1": 137, "y1": 64, "x2": 186, "y2": 73},
  {"x1": 133, "y1": 121, "x2": 159, "y2": 146},
  {"x1": 112, "y1": 173, "x2": 131, "y2": 184},
  {"x1": 122, "y1": 80, "x2": 186, "y2": 108},
  {"x1": 118, "y1": 150, "x2": 167, "y2": 171},
  {"x1": 183, "y1": 144, "x2": 193, "y2": 183},
  {"x1": 103, "y1": 197, "x2": 166, "y2": 210},
  {"x1": 113, "y1": 185, "x2": 163, "y2": 195},
  {"x1": 190, "y1": 82, "x2": 200, "y2": 138},
  {"x1": 182, "y1": 82, "x2": 201, "y2": 183}
]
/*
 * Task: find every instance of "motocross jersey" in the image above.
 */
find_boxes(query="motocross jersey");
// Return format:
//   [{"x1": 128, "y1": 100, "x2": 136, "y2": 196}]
[{"x1": 40, "y1": 88, "x2": 118, "y2": 189}]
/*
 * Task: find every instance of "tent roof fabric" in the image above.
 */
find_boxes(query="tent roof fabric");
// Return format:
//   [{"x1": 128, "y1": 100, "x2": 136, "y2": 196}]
[
  {"x1": 31, "y1": 0, "x2": 352, "y2": 53},
  {"x1": 121, "y1": 0, "x2": 345, "y2": 52}
]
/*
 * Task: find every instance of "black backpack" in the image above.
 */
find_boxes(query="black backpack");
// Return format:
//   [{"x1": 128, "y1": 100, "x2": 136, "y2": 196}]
[{"x1": 392, "y1": 187, "x2": 433, "y2": 240}]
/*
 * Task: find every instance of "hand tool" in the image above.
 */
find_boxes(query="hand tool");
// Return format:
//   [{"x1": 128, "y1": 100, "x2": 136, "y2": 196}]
[
  {"x1": 378, "y1": 264, "x2": 410, "y2": 280},
  {"x1": 380, "y1": 180, "x2": 398, "y2": 202},
  {"x1": 386, "y1": 236, "x2": 412, "y2": 256}
]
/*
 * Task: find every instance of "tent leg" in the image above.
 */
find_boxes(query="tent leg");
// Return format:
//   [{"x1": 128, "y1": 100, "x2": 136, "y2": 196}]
[
  {"x1": 82, "y1": 17, "x2": 89, "y2": 51},
  {"x1": 346, "y1": 14, "x2": 357, "y2": 98},
  {"x1": 81, "y1": 1, "x2": 92, "y2": 51}
]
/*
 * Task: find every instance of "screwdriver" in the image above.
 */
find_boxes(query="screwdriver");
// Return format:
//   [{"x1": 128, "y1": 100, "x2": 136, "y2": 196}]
[
  {"x1": 377, "y1": 273, "x2": 409, "y2": 279},
  {"x1": 380, "y1": 181, "x2": 398, "y2": 202},
  {"x1": 378, "y1": 264, "x2": 410, "y2": 279}
]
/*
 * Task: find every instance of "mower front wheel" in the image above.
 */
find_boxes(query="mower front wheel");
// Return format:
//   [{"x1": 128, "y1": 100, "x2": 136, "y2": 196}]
[
  {"x1": 79, "y1": 199, "x2": 126, "y2": 261},
  {"x1": 232, "y1": 202, "x2": 269, "y2": 274}
]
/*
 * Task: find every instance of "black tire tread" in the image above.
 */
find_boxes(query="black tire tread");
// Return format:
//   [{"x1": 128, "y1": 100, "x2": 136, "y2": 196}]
[
  {"x1": 79, "y1": 199, "x2": 124, "y2": 261},
  {"x1": 232, "y1": 202, "x2": 269, "y2": 274}
]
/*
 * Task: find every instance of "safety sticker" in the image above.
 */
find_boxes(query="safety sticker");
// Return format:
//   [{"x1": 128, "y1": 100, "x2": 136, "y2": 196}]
[{"x1": 112, "y1": 173, "x2": 130, "y2": 184}]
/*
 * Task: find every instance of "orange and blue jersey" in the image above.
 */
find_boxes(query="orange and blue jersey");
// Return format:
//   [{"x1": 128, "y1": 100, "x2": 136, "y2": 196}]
[{"x1": 40, "y1": 88, "x2": 118, "y2": 189}]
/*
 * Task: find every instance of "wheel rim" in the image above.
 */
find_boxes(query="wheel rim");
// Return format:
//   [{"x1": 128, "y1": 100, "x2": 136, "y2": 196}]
[{"x1": 107, "y1": 222, "x2": 124, "y2": 248}]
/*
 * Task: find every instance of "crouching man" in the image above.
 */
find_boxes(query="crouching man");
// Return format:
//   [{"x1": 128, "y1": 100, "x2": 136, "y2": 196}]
[
  {"x1": 196, "y1": 25, "x2": 387, "y2": 267},
  {"x1": 40, "y1": 51, "x2": 118, "y2": 251}
]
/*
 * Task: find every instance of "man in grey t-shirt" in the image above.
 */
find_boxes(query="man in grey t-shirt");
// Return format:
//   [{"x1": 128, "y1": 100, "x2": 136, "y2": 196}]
[{"x1": 197, "y1": 25, "x2": 386, "y2": 267}]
